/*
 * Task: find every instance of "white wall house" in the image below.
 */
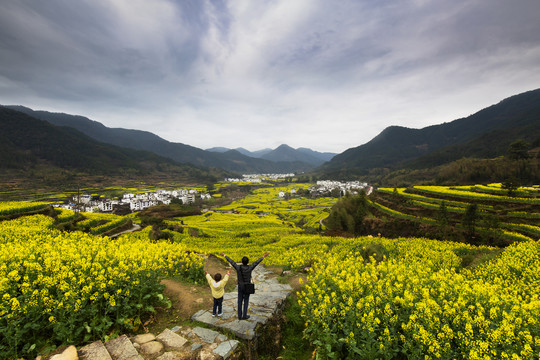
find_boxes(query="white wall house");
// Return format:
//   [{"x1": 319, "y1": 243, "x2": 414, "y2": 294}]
[{"x1": 98, "y1": 202, "x2": 114, "y2": 212}]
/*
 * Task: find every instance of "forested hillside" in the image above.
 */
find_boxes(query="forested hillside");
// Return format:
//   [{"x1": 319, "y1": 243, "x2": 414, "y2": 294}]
[
  {"x1": 317, "y1": 88, "x2": 540, "y2": 181},
  {"x1": 0, "y1": 106, "x2": 230, "y2": 188},
  {"x1": 6, "y1": 106, "x2": 315, "y2": 173}
]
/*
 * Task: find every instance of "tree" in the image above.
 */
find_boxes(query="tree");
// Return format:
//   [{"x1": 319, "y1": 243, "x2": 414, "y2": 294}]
[
  {"x1": 437, "y1": 201, "x2": 449, "y2": 227},
  {"x1": 462, "y1": 203, "x2": 478, "y2": 240},
  {"x1": 501, "y1": 178, "x2": 519, "y2": 196},
  {"x1": 326, "y1": 191, "x2": 368, "y2": 236},
  {"x1": 507, "y1": 140, "x2": 530, "y2": 160}
]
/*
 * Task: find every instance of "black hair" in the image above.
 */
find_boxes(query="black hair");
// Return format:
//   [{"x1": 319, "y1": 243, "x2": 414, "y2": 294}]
[
  {"x1": 242, "y1": 256, "x2": 249, "y2": 265},
  {"x1": 214, "y1": 273, "x2": 222, "y2": 282}
]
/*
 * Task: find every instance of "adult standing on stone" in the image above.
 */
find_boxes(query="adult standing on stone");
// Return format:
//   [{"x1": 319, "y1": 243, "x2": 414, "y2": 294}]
[{"x1": 221, "y1": 252, "x2": 269, "y2": 320}]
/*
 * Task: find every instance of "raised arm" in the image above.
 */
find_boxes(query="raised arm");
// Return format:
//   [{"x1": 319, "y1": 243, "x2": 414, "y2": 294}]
[
  {"x1": 205, "y1": 272, "x2": 213, "y2": 285},
  {"x1": 248, "y1": 252, "x2": 269, "y2": 271},
  {"x1": 222, "y1": 253, "x2": 239, "y2": 271}
]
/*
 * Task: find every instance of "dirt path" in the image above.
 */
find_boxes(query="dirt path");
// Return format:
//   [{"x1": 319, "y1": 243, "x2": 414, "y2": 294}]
[
  {"x1": 148, "y1": 254, "x2": 306, "y2": 336},
  {"x1": 147, "y1": 254, "x2": 236, "y2": 332}
]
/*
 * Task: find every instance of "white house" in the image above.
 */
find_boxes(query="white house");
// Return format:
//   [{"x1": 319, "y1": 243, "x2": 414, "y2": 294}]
[
  {"x1": 73, "y1": 194, "x2": 92, "y2": 204},
  {"x1": 98, "y1": 201, "x2": 114, "y2": 212}
]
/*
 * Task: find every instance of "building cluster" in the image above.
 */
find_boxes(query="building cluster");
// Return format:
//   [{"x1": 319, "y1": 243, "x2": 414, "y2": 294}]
[
  {"x1": 278, "y1": 188, "x2": 297, "y2": 198},
  {"x1": 225, "y1": 173, "x2": 295, "y2": 183},
  {"x1": 310, "y1": 180, "x2": 370, "y2": 196},
  {"x1": 56, "y1": 189, "x2": 211, "y2": 213}
]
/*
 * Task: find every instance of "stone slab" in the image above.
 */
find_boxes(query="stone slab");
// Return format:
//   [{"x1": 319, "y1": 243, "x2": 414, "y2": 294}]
[
  {"x1": 213, "y1": 340, "x2": 240, "y2": 360},
  {"x1": 246, "y1": 314, "x2": 268, "y2": 325},
  {"x1": 249, "y1": 306, "x2": 274, "y2": 315},
  {"x1": 104, "y1": 335, "x2": 143, "y2": 360},
  {"x1": 50, "y1": 345, "x2": 78, "y2": 360},
  {"x1": 221, "y1": 304, "x2": 235, "y2": 313},
  {"x1": 79, "y1": 341, "x2": 112, "y2": 360},
  {"x1": 191, "y1": 310, "x2": 218, "y2": 325},
  {"x1": 131, "y1": 333, "x2": 155, "y2": 345},
  {"x1": 139, "y1": 341, "x2": 163, "y2": 355},
  {"x1": 218, "y1": 320, "x2": 257, "y2": 340},
  {"x1": 155, "y1": 352, "x2": 184, "y2": 360},
  {"x1": 157, "y1": 329, "x2": 188, "y2": 350},
  {"x1": 264, "y1": 283, "x2": 293, "y2": 292},
  {"x1": 220, "y1": 312, "x2": 236, "y2": 320},
  {"x1": 192, "y1": 327, "x2": 221, "y2": 343}
]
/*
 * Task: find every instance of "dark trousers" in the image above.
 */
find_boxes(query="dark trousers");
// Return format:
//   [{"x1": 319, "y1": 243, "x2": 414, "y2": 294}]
[
  {"x1": 213, "y1": 296, "x2": 223, "y2": 315},
  {"x1": 237, "y1": 285, "x2": 250, "y2": 319}
]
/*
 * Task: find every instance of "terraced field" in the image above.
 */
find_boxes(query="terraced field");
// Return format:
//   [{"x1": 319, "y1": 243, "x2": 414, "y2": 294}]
[{"x1": 372, "y1": 184, "x2": 540, "y2": 244}]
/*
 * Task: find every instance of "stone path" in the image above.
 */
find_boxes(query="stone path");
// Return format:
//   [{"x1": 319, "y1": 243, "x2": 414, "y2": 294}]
[
  {"x1": 191, "y1": 265, "x2": 293, "y2": 340},
  {"x1": 49, "y1": 264, "x2": 292, "y2": 360}
]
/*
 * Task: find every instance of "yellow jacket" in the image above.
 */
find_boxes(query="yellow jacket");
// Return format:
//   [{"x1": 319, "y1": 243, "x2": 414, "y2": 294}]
[{"x1": 206, "y1": 273, "x2": 229, "y2": 299}]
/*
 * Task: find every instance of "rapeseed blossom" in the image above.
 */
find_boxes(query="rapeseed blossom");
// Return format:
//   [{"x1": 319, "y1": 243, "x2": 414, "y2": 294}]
[
  {"x1": 0, "y1": 215, "x2": 203, "y2": 359},
  {"x1": 298, "y1": 237, "x2": 540, "y2": 359}
]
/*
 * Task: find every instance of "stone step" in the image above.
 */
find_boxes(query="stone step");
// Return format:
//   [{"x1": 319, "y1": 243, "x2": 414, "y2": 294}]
[
  {"x1": 57, "y1": 326, "x2": 238, "y2": 360},
  {"x1": 191, "y1": 265, "x2": 293, "y2": 341}
]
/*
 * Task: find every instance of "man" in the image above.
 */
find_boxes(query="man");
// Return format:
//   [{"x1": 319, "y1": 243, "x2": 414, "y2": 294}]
[{"x1": 221, "y1": 252, "x2": 269, "y2": 320}]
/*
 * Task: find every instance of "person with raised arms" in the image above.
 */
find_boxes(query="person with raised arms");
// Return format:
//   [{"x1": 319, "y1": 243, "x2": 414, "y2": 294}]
[{"x1": 221, "y1": 252, "x2": 269, "y2": 320}]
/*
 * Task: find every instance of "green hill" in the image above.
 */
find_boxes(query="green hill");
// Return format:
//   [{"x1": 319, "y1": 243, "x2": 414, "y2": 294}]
[
  {"x1": 6, "y1": 106, "x2": 315, "y2": 173},
  {"x1": 0, "y1": 106, "x2": 230, "y2": 186},
  {"x1": 317, "y1": 88, "x2": 540, "y2": 180}
]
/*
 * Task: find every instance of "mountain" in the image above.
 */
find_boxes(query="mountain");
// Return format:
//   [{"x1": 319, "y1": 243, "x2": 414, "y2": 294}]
[
  {"x1": 6, "y1": 106, "x2": 314, "y2": 173},
  {"x1": 297, "y1": 147, "x2": 336, "y2": 162},
  {"x1": 219, "y1": 149, "x2": 313, "y2": 173},
  {"x1": 207, "y1": 145, "x2": 335, "y2": 165},
  {"x1": 250, "y1": 148, "x2": 273, "y2": 158},
  {"x1": 260, "y1": 144, "x2": 327, "y2": 166},
  {"x1": 206, "y1": 147, "x2": 231, "y2": 153},
  {"x1": 318, "y1": 88, "x2": 540, "y2": 178},
  {"x1": 0, "y1": 106, "x2": 229, "y2": 183},
  {"x1": 206, "y1": 147, "x2": 270, "y2": 158}
]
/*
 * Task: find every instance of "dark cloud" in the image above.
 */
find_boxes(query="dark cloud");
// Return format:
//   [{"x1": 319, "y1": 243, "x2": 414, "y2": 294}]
[{"x1": 1, "y1": 0, "x2": 540, "y2": 153}]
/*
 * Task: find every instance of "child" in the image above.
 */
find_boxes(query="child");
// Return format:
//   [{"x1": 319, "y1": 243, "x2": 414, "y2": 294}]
[{"x1": 205, "y1": 270, "x2": 230, "y2": 317}]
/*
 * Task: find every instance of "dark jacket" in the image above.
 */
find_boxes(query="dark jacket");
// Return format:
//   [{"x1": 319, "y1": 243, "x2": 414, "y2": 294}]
[{"x1": 224, "y1": 255, "x2": 264, "y2": 285}]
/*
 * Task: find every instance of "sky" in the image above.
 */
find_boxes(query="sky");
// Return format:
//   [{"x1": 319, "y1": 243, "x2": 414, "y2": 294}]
[{"x1": 1, "y1": 1, "x2": 540, "y2": 154}]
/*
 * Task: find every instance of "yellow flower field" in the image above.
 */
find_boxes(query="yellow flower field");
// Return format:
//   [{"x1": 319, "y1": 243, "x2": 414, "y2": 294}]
[
  {"x1": 298, "y1": 238, "x2": 540, "y2": 359},
  {"x1": 0, "y1": 201, "x2": 50, "y2": 216},
  {"x1": 0, "y1": 215, "x2": 203, "y2": 359},
  {"x1": 1, "y1": 182, "x2": 539, "y2": 359}
]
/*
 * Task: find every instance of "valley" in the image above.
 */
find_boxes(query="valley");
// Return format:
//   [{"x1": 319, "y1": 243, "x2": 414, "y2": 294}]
[
  {"x1": 1, "y1": 178, "x2": 539, "y2": 359},
  {"x1": 1, "y1": 89, "x2": 540, "y2": 359}
]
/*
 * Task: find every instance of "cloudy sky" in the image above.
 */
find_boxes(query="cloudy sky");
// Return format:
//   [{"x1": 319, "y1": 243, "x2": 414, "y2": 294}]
[{"x1": 1, "y1": 0, "x2": 540, "y2": 153}]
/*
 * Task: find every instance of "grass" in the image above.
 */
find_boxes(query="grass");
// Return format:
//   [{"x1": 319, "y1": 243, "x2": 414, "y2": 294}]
[
  {"x1": 277, "y1": 294, "x2": 313, "y2": 360},
  {"x1": 453, "y1": 247, "x2": 503, "y2": 269}
]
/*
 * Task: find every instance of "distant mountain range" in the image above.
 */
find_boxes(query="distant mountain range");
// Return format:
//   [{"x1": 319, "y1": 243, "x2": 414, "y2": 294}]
[
  {"x1": 317, "y1": 88, "x2": 540, "y2": 179},
  {"x1": 3, "y1": 88, "x2": 539, "y2": 185},
  {"x1": 207, "y1": 145, "x2": 336, "y2": 166},
  {"x1": 6, "y1": 106, "x2": 329, "y2": 173},
  {"x1": 0, "y1": 106, "x2": 229, "y2": 184}
]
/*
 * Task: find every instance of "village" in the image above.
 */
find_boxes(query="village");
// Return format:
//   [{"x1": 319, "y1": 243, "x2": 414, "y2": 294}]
[
  {"x1": 310, "y1": 180, "x2": 370, "y2": 196},
  {"x1": 53, "y1": 177, "x2": 370, "y2": 214},
  {"x1": 54, "y1": 188, "x2": 212, "y2": 213},
  {"x1": 224, "y1": 173, "x2": 295, "y2": 183}
]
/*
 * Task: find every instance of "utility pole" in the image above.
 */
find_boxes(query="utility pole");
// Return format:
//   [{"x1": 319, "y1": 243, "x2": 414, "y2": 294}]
[{"x1": 76, "y1": 184, "x2": 80, "y2": 214}]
